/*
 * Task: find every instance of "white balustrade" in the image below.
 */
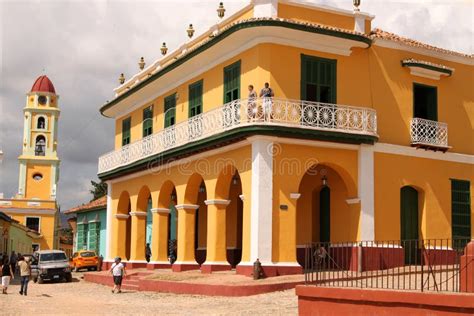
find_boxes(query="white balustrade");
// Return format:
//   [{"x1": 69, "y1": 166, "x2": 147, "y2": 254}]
[
  {"x1": 410, "y1": 117, "x2": 448, "y2": 148},
  {"x1": 98, "y1": 98, "x2": 378, "y2": 174}
]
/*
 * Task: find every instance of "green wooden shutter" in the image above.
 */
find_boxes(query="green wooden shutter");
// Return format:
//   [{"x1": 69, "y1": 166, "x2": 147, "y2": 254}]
[
  {"x1": 142, "y1": 106, "x2": 153, "y2": 137},
  {"x1": 400, "y1": 186, "x2": 419, "y2": 241},
  {"x1": 164, "y1": 94, "x2": 176, "y2": 128},
  {"x1": 223, "y1": 61, "x2": 241, "y2": 103},
  {"x1": 76, "y1": 223, "x2": 84, "y2": 250},
  {"x1": 319, "y1": 186, "x2": 330, "y2": 243},
  {"x1": 122, "y1": 117, "x2": 131, "y2": 146},
  {"x1": 451, "y1": 179, "x2": 471, "y2": 248},
  {"x1": 189, "y1": 81, "x2": 203, "y2": 117},
  {"x1": 301, "y1": 55, "x2": 336, "y2": 103},
  {"x1": 88, "y1": 222, "x2": 100, "y2": 253}
]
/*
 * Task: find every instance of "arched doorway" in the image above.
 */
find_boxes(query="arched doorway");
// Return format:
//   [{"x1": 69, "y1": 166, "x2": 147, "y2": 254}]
[
  {"x1": 296, "y1": 165, "x2": 350, "y2": 266},
  {"x1": 117, "y1": 191, "x2": 131, "y2": 261},
  {"x1": 400, "y1": 186, "x2": 419, "y2": 264},
  {"x1": 168, "y1": 188, "x2": 178, "y2": 262},
  {"x1": 136, "y1": 186, "x2": 152, "y2": 262},
  {"x1": 226, "y1": 172, "x2": 243, "y2": 267}
]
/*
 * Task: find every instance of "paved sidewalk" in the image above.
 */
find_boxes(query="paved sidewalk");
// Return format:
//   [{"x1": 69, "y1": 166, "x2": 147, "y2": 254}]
[{"x1": 0, "y1": 272, "x2": 297, "y2": 315}]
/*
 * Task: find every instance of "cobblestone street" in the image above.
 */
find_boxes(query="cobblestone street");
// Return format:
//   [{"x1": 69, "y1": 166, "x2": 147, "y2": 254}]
[{"x1": 0, "y1": 273, "x2": 297, "y2": 315}]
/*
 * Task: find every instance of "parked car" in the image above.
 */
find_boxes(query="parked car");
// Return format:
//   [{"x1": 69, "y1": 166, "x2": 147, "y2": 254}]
[
  {"x1": 33, "y1": 250, "x2": 72, "y2": 283},
  {"x1": 71, "y1": 250, "x2": 99, "y2": 272}
]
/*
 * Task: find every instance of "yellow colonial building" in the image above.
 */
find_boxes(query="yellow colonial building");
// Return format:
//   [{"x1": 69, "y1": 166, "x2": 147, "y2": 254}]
[
  {"x1": 98, "y1": 1, "x2": 473, "y2": 275},
  {"x1": 0, "y1": 75, "x2": 61, "y2": 251}
]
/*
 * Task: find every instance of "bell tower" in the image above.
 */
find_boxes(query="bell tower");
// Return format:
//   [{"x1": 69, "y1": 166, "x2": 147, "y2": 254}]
[{"x1": 18, "y1": 75, "x2": 60, "y2": 201}]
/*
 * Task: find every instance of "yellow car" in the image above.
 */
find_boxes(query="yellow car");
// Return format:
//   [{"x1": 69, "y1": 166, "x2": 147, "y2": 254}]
[{"x1": 71, "y1": 250, "x2": 99, "y2": 272}]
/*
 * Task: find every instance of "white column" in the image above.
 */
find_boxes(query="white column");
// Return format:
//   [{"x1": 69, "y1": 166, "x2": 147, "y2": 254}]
[
  {"x1": 105, "y1": 181, "x2": 113, "y2": 260},
  {"x1": 250, "y1": 137, "x2": 273, "y2": 264},
  {"x1": 359, "y1": 144, "x2": 375, "y2": 241}
]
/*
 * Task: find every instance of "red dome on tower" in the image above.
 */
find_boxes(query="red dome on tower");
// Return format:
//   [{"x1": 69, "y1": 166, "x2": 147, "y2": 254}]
[{"x1": 30, "y1": 75, "x2": 56, "y2": 94}]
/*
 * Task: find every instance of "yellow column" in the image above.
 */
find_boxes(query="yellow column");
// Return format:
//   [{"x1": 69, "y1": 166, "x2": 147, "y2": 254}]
[
  {"x1": 150, "y1": 208, "x2": 170, "y2": 263},
  {"x1": 114, "y1": 215, "x2": 129, "y2": 260},
  {"x1": 173, "y1": 204, "x2": 199, "y2": 271},
  {"x1": 202, "y1": 199, "x2": 231, "y2": 272},
  {"x1": 281, "y1": 193, "x2": 300, "y2": 263},
  {"x1": 129, "y1": 211, "x2": 147, "y2": 262}
]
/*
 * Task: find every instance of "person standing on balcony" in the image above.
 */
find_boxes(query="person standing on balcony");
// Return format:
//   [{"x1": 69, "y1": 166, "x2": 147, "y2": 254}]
[
  {"x1": 259, "y1": 82, "x2": 274, "y2": 121},
  {"x1": 247, "y1": 85, "x2": 258, "y2": 120}
]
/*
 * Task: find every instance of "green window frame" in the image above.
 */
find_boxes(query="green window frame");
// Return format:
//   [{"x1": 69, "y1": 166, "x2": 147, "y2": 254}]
[
  {"x1": 142, "y1": 106, "x2": 153, "y2": 137},
  {"x1": 122, "y1": 117, "x2": 131, "y2": 146},
  {"x1": 76, "y1": 222, "x2": 89, "y2": 250},
  {"x1": 301, "y1": 54, "x2": 337, "y2": 103},
  {"x1": 223, "y1": 61, "x2": 241, "y2": 103},
  {"x1": 88, "y1": 222, "x2": 101, "y2": 254},
  {"x1": 413, "y1": 83, "x2": 437, "y2": 121},
  {"x1": 164, "y1": 94, "x2": 176, "y2": 128},
  {"x1": 189, "y1": 80, "x2": 203, "y2": 117},
  {"x1": 451, "y1": 179, "x2": 471, "y2": 248}
]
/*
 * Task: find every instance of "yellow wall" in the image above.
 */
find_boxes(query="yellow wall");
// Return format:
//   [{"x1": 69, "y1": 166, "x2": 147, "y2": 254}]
[
  {"x1": 9, "y1": 213, "x2": 56, "y2": 250},
  {"x1": 374, "y1": 153, "x2": 474, "y2": 241},
  {"x1": 25, "y1": 164, "x2": 52, "y2": 200}
]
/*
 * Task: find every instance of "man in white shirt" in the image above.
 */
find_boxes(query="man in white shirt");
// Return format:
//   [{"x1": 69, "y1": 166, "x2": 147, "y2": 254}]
[{"x1": 109, "y1": 257, "x2": 126, "y2": 294}]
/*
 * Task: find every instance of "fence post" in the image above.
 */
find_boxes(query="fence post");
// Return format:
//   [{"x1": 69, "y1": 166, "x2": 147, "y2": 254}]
[{"x1": 460, "y1": 241, "x2": 474, "y2": 293}]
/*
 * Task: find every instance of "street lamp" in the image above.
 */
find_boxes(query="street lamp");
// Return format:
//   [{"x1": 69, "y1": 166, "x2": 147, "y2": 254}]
[{"x1": 322, "y1": 175, "x2": 328, "y2": 187}]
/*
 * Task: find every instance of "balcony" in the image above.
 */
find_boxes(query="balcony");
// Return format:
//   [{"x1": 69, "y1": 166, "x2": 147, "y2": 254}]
[
  {"x1": 410, "y1": 117, "x2": 449, "y2": 152},
  {"x1": 98, "y1": 98, "x2": 378, "y2": 175}
]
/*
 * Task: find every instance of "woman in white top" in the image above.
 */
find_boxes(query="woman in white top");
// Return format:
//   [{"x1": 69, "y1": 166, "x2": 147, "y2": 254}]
[{"x1": 109, "y1": 257, "x2": 126, "y2": 294}]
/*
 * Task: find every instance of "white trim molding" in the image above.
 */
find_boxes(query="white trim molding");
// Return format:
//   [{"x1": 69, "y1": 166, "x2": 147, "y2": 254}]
[
  {"x1": 201, "y1": 261, "x2": 230, "y2": 265},
  {"x1": 105, "y1": 182, "x2": 112, "y2": 261},
  {"x1": 151, "y1": 208, "x2": 170, "y2": 214},
  {"x1": 346, "y1": 198, "x2": 361, "y2": 205},
  {"x1": 174, "y1": 204, "x2": 199, "y2": 210},
  {"x1": 114, "y1": 214, "x2": 130, "y2": 219},
  {"x1": 204, "y1": 199, "x2": 231, "y2": 206},
  {"x1": 290, "y1": 193, "x2": 301, "y2": 200},
  {"x1": 239, "y1": 194, "x2": 245, "y2": 201},
  {"x1": 374, "y1": 143, "x2": 474, "y2": 165},
  {"x1": 129, "y1": 211, "x2": 147, "y2": 217}
]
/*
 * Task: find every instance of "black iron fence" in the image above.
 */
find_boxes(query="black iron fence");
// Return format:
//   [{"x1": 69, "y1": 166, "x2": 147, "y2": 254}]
[{"x1": 304, "y1": 239, "x2": 473, "y2": 292}]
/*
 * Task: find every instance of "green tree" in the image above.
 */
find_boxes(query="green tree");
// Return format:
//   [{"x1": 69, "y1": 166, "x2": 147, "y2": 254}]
[{"x1": 89, "y1": 180, "x2": 107, "y2": 201}]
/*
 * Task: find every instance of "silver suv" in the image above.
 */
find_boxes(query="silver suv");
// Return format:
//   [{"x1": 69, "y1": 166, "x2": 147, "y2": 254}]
[{"x1": 33, "y1": 250, "x2": 72, "y2": 283}]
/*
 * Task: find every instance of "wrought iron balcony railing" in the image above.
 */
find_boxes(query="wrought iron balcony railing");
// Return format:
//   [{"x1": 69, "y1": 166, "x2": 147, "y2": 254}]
[
  {"x1": 98, "y1": 98, "x2": 378, "y2": 174},
  {"x1": 410, "y1": 117, "x2": 449, "y2": 150}
]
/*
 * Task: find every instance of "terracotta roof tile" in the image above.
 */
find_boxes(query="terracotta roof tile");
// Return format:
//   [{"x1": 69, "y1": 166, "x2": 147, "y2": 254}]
[
  {"x1": 64, "y1": 196, "x2": 107, "y2": 214},
  {"x1": 371, "y1": 28, "x2": 472, "y2": 58}
]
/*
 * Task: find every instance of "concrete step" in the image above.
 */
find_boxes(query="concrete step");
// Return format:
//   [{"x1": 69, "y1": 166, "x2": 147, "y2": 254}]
[
  {"x1": 121, "y1": 284, "x2": 139, "y2": 291},
  {"x1": 123, "y1": 279, "x2": 140, "y2": 285}
]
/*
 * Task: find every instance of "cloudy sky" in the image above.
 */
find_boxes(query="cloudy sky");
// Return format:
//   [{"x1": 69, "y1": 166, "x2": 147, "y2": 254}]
[{"x1": 0, "y1": 0, "x2": 472, "y2": 212}]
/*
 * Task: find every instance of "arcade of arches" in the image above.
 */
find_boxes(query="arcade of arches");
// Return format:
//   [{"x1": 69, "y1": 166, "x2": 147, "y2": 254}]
[{"x1": 105, "y1": 139, "x2": 469, "y2": 276}]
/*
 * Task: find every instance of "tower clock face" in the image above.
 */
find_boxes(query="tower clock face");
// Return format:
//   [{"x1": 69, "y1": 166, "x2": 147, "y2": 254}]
[{"x1": 38, "y1": 95, "x2": 47, "y2": 105}]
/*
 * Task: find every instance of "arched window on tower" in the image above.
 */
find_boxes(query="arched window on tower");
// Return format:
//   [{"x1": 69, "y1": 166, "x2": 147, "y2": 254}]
[
  {"x1": 35, "y1": 135, "x2": 46, "y2": 156},
  {"x1": 37, "y1": 117, "x2": 45, "y2": 129}
]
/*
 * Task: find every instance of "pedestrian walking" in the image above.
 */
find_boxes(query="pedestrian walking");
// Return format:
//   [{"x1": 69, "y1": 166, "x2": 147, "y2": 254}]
[
  {"x1": 17, "y1": 255, "x2": 31, "y2": 296},
  {"x1": 109, "y1": 257, "x2": 126, "y2": 294},
  {"x1": 145, "y1": 243, "x2": 151, "y2": 263},
  {"x1": 9, "y1": 251, "x2": 17, "y2": 275},
  {"x1": 259, "y1": 82, "x2": 274, "y2": 120},
  {"x1": 1, "y1": 258, "x2": 14, "y2": 294}
]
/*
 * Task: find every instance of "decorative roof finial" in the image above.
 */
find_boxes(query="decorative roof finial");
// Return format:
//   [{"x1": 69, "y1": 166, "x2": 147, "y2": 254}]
[
  {"x1": 138, "y1": 57, "x2": 145, "y2": 70},
  {"x1": 119, "y1": 73, "x2": 125, "y2": 84},
  {"x1": 217, "y1": 2, "x2": 225, "y2": 19},
  {"x1": 161, "y1": 42, "x2": 168, "y2": 56},
  {"x1": 187, "y1": 24, "x2": 195, "y2": 39},
  {"x1": 353, "y1": 0, "x2": 361, "y2": 12}
]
